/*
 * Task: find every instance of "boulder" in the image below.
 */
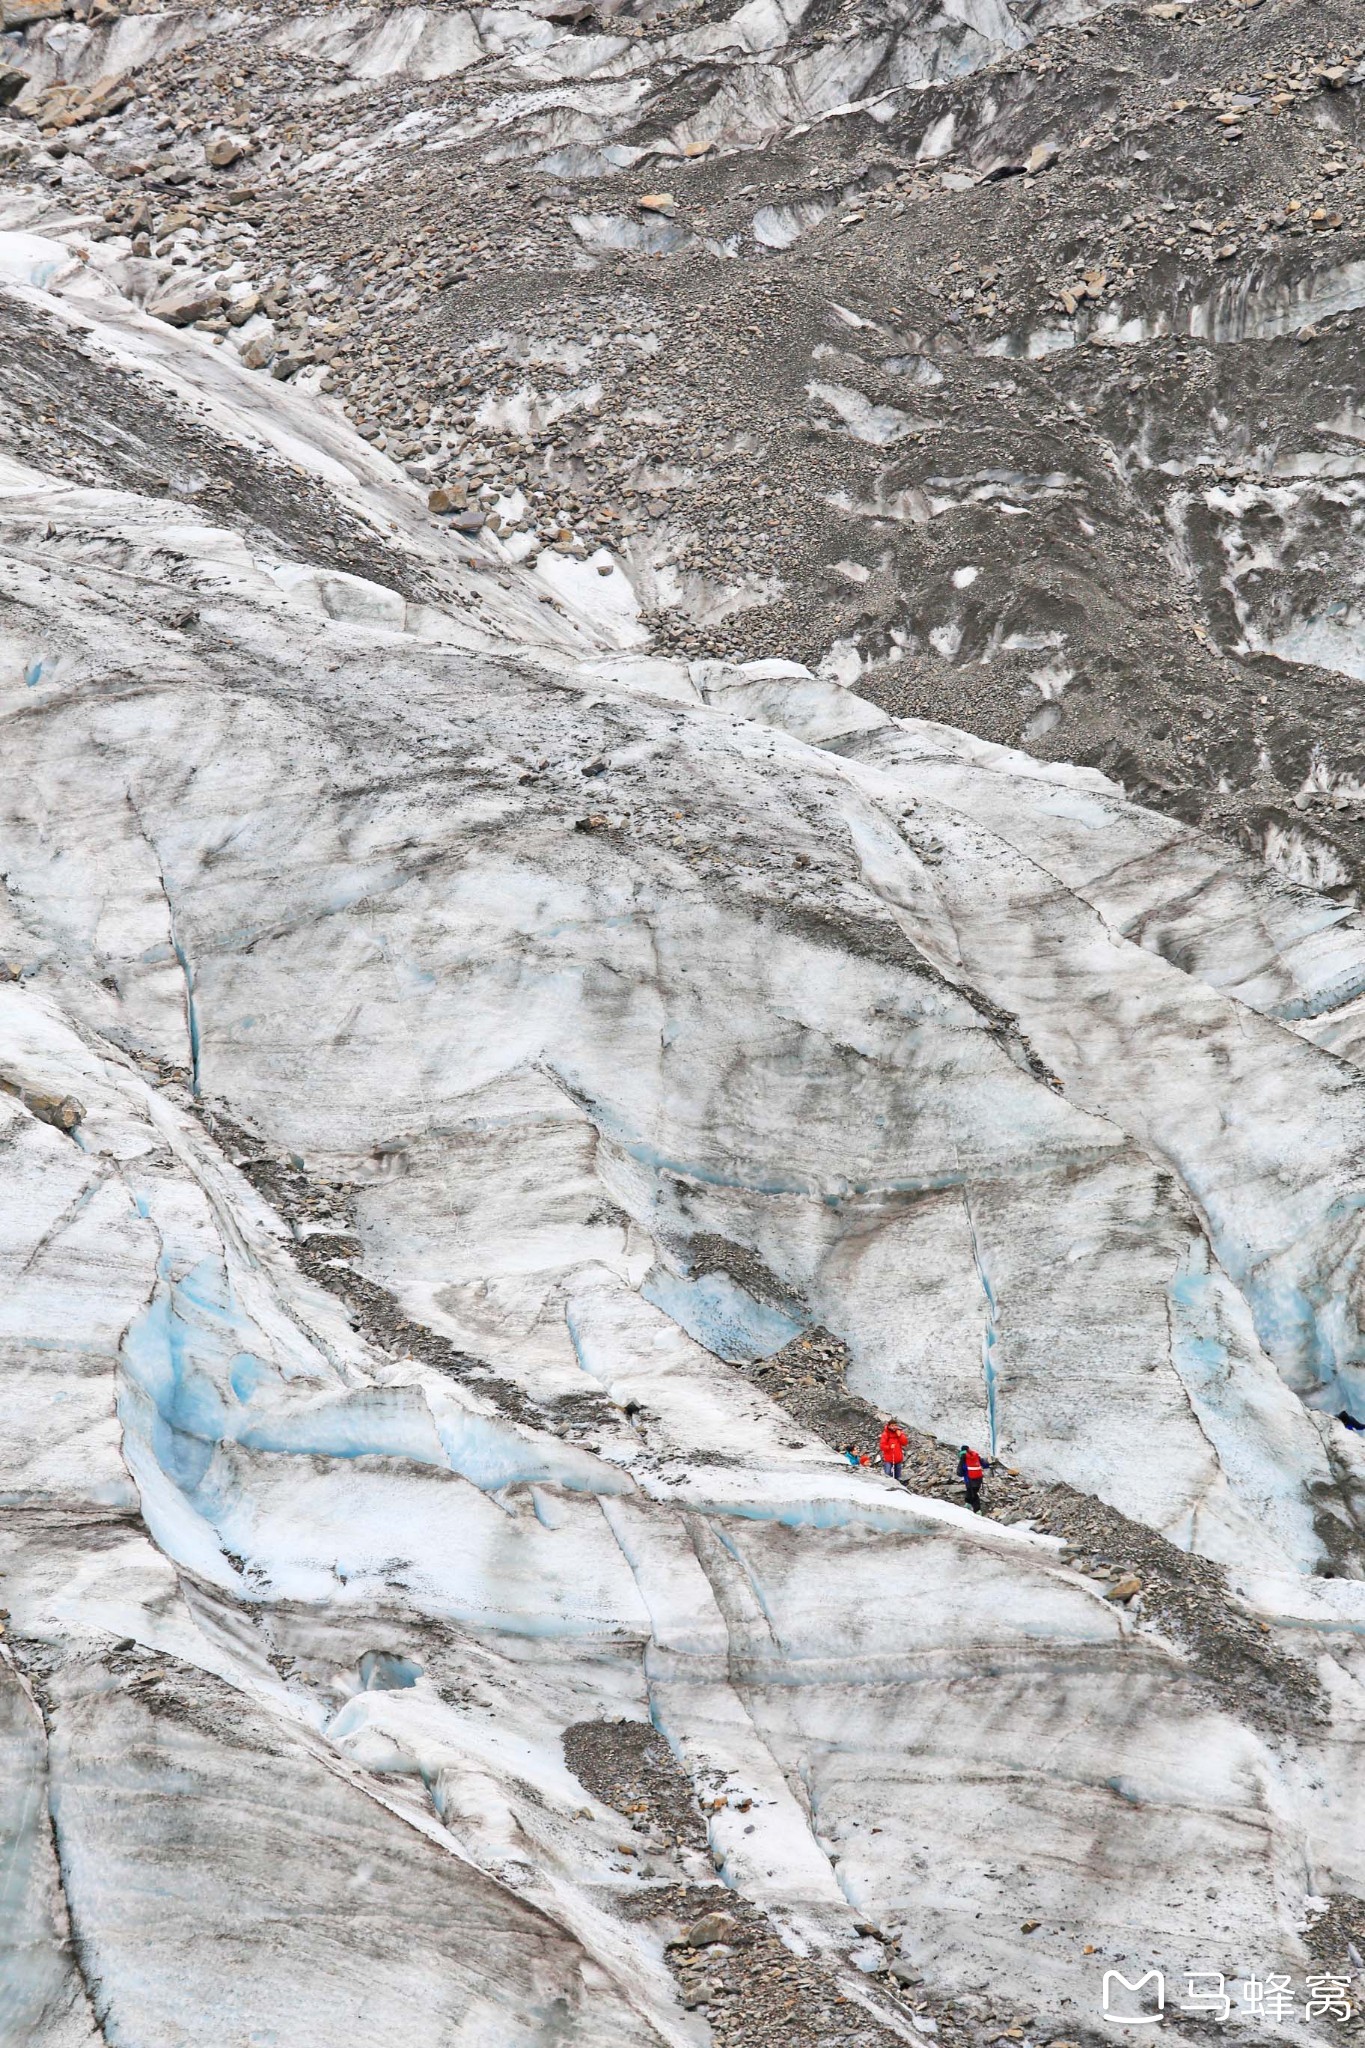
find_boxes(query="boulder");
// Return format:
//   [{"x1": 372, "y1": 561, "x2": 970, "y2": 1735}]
[
  {"x1": 206, "y1": 132, "x2": 250, "y2": 169},
  {"x1": 1105, "y1": 1575, "x2": 1143, "y2": 1603},
  {"x1": 82, "y1": 72, "x2": 135, "y2": 115},
  {"x1": 978, "y1": 155, "x2": 1026, "y2": 182},
  {"x1": 427, "y1": 483, "x2": 469, "y2": 514},
  {"x1": 684, "y1": 1911, "x2": 737, "y2": 1947},
  {"x1": 2, "y1": 0, "x2": 68, "y2": 25},
  {"x1": 0, "y1": 1081, "x2": 84, "y2": 1132},
  {"x1": 238, "y1": 329, "x2": 277, "y2": 370},
  {"x1": 146, "y1": 279, "x2": 223, "y2": 328}
]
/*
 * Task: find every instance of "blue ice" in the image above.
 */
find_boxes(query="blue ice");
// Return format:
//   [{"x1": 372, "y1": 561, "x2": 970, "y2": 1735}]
[
  {"x1": 641, "y1": 1266, "x2": 805, "y2": 1363},
  {"x1": 120, "y1": 1263, "x2": 245, "y2": 1489},
  {"x1": 229, "y1": 1352, "x2": 278, "y2": 1403},
  {"x1": 120, "y1": 1258, "x2": 449, "y2": 1504},
  {"x1": 119, "y1": 1256, "x2": 628, "y2": 1594},
  {"x1": 235, "y1": 1388, "x2": 447, "y2": 1465},
  {"x1": 359, "y1": 1650, "x2": 422, "y2": 1691},
  {"x1": 433, "y1": 1405, "x2": 632, "y2": 1498}
]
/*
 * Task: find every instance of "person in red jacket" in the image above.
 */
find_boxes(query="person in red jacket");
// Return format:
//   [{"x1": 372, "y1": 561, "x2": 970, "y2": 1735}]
[
  {"x1": 957, "y1": 1443, "x2": 991, "y2": 1511},
  {"x1": 879, "y1": 1420, "x2": 909, "y2": 1481}
]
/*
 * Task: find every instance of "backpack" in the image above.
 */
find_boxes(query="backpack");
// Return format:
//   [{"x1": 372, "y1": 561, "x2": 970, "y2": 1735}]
[{"x1": 963, "y1": 1450, "x2": 983, "y2": 1483}]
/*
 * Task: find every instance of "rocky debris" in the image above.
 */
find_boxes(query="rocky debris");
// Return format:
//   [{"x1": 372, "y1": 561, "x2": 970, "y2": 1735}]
[
  {"x1": 568, "y1": 1721, "x2": 951, "y2": 2047},
  {"x1": 563, "y1": 1718, "x2": 710, "y2": 1854},
  {"x1": 1304, "y1": 1894, "x2": 1365, "y2": 1977},
  {"x1": 0, "y1": 296, "x2": 433, "y2": 598},
  {"x1": 30, "y1": 0, "x2": 1340, "y2": 882},
  {"x1": 655, "y1": 1892, "x2": 1059, "y2": 2048},
  {"x1": 649, "y1": 1883, "x2": 939, "y2": 2046},
  {"x1": 1036, "y1": 1494, "x2": 1328, "y2": 1734},
  {"x1": 25, "y1": 73, "x2": 136, "y2": 129}
]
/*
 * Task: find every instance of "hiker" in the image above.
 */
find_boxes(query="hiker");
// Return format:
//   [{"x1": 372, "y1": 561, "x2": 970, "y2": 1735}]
[
  {"x1": 1340, "y1": 1411, "x2": 1365, "y2": 1434},
  {"x1": 957, "y1": 1443, "x2": 990, "y2": 1511},
  {"x1": 879, "y1": 1419, "x2": 909, "y2": 1481},
  {"x1": 842, "y1": 1442, "x2": 861, "y2": 1469}
]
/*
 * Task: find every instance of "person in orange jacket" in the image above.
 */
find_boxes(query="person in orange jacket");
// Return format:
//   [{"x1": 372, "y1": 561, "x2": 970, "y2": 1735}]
[{"x1": 879, "y1": 1420, "x2": 909, "y2": 1481}]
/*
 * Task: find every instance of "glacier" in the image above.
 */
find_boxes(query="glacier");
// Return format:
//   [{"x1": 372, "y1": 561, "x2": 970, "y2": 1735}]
[{"x1": 1, "y1": 220, "x2": 1365, "y2": 2048}]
